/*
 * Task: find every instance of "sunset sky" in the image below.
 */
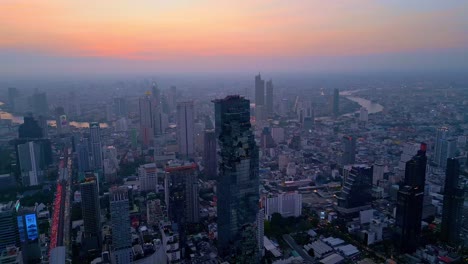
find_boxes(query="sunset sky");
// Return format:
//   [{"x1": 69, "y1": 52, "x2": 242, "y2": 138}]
[{"x1": 1, "y1": 0, "x2": 468, "y2": 75}]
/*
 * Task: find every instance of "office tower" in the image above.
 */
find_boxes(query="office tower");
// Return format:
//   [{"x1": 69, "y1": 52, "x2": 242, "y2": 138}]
[
  {"x1": 0, "y1": 201, "x2": 20, "y2": 251},
  {"x1": 36, "y1": 115, "x2": 48, "y2": 138},
  {"x1": 257, "y1": 208, "x2": 265, "y2": 257},
  {"x1": 109, "y1": 186, "x2": 133, "y2": 264},
  {"x1": 265, "y1": 79, "x2": 273, "y2": 116},
  {"x1": 17, "y1": 141, "x2": 45, "y2": 186},
  {"x1": 138, "y1": 163, "x2": 158, "y2": 192},
  {"x1": 139, "y1": 93, "x2": 154, "y2": 148},
  {"x1": 166, "y1": 161, "x2": 199, "y2": 257},
  {"x1": 176, "y1": 101, "x2": 195, "y2": 157},
  {"x1": 80, "y1": 177, "x2": 101, "y2": 249},
  {"x1": 19, "y1": 114, "x2": 43, "y2": 139},
  {"x1": 203, "y1": 129, "x2": 217, "y2": 179},
  {"x1": 8, "y1": 87, "x2": 18, "y2": 111},
  {"x1": 439, "y1": 139, "x2": 457, "y2": 168},
  {"x1": 213, "y1": 95, "x2": 259, "y2": 262},
  {"x1": 113, "y1": 97, "x2": 127, "y2": 117},
  {"x1": 341, "y1": 136, "x2": 356, "y2": 165},
  {"x1": 17, "y1": 209, "x2": 41, "y2": 263},
  {"x1": 66, "y1": 91, "x2": 81, "y2": 118},
  {"x1": 265, "y1": 192, "x2": 303, "y2": 220},
  {"x1": 165, "y1": 86, "x2": 177, "y2": 114},
  {"x1": 89, "y1": 122, "x2": 103, "y2": 170},
  {"x1": 433, "y1": 127, "x2": 457, "y2": 168},
  {"x1": 359, "y1": 107, "x2": 368, "y2": 122},
  {"x1": 255, "y1": 74, "x2": 265, "y2": 107},
  {"x1": 260, "y1": 127, "x2": 275, "y2": 149},
  {"x1": 255, "y1": 104, "x2": 266, "y2": 122},
  {"x1": 337, "y1": 165, "x2": 373, "y2": 209},
  {"x1": 441, "y1": 158, "x2": 464, "y2": 245},
  {"x1": 31, "y1": 91, "x2": 48, "y2": 115},
  {"x1": 395, "y1": 143, "x2": 427, "y2": 253},
  {"x1": 152, "y1": 83, "x2": 164, "y2": 136},
  {"x1": 372, "y1": 162, "x2": 384, "y2": 185},
  {"x1": 77, "y1": 138, "x2": 91, "y2": 173},
  {"x1": 333, "y1": 88, "x2": 339, "y2": 117}
]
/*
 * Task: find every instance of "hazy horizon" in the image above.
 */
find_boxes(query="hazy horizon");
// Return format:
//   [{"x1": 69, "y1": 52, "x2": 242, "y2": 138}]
[{"x1": 1, "y1": 0, "x2": 468, "y2": 76}]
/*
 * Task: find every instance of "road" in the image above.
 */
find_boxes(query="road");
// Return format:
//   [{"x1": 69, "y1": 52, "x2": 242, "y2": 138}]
[{"x1": 283, "y1": 234, "x2": 316, "y2": 263}]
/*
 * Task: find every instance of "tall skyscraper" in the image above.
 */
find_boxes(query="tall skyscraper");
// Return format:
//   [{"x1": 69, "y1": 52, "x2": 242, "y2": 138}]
[
  {"x1": 337, "y1": 165, "x2": 373, "y2": 209},
  {"x1": 19, "y1": 114, "x2": 43, "y2": 139},
  {"x1": 165, "y1": 161, "x2": 199, "y2": 257},
  {"x1": 152, "y1": 83, "x2": 164, "y2": 136},
  {"x1": 341, "y1": 136, "x2": 356, "y2": 165},
  {"x1": 265, "y1": 79, "x2": 274, "y2": 116},
  {"x1": 333, "y1": 88, "x2": 339, "y2": 117},
  {"x1": 8, "y1": 87, "x2": 18, "y2": 112},
  {"x1": 255, "y1": 74, "x2": 265, "y2": 107},
  {"x1": 17, "y1": 208, "x2": 41, "y2": 263},
  {"x1": 109, "y1": 186, "x2": 132, "y2": 264},
  {"x1": 139, "y1": 92, "x2": 154, "y2": 148},
  {"x1": 77, "y1": 138, "x2": 91, "y2": 173},
  {"x1": 113, "y1": 97, "x2": 127, "y2": 117},
  {"x1": 31, "y1": 91, "x2": 48, "y2": 115},
  {"x1": 0, "y1": 201, "x2": 20, "y2": 251},
  {"x1": 17, "y1": 141, "x2": 45, "y2": 186},
  {"x1": 203, "y1": 129, "x2": 217, "y2": 179},
  {"x1": 441, "y1": 158, "x2": 464, "y2": 245},
  {"x1": 138, "y1": 163, "x2": 159, "y2": 192},
  {"x1": 89, "y1": 122, "x2": 102, "y2": 170},
  {"x1": 80, "y1": 177, "x2": 101, "y2": 250},
  {"x1": 214, "y1": 95, "x2": 259, "y2": 262},
  {"x1": 395, "y1": 143, "x2": 427, "y2": 253},
  {"x1": 176, "y1": 101, "x2": 195, "y2": 157},
  {"x1": 434, "y1": 127, "x2": 455, "y2": 167}
]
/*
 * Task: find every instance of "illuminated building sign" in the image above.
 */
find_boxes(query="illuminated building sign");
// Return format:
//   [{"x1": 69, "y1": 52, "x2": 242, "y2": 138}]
[
  {"x1": 17, "y1": 216, "x2": 26, "y2": 242},
  {"x1": 25, "y1": 214, "x2": 38, "y2": 241}
]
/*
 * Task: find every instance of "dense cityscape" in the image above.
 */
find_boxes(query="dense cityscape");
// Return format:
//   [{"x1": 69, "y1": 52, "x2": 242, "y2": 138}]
[
  {"x1": 0, "y1": 73, "x2": 467, "y2": 264},
  {"x1": 2, "y1": 1, "x2": 468, "y2": 264}
]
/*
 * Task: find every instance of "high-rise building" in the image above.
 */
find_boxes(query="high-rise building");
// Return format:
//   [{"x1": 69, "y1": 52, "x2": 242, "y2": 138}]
[
  {"x1": 372, "y1": 162, "x2": 384, "y2": 185},
  {"x1": 265, "y1": 79, "x2": 274, "y2": 116},
  {"x1": 17, "y1": 141, "x2": 46, "y2": 186},
  {"x1": 255, "y1": 74, "x2": 265, "y2": 107},
  {"x1": 333, "y1": 88, "x2": 339, "y2": 117},
  {"x1": 109, "y1": 186, "x2": 133, "y2": 264},
  {"x1": 17, "y1": 208, "x2": 41, "y2": 263},
  {"x1": 152, "y1": 83, "x2": 164, "y2": 136},
  {"x1": 441, "y1": 158, "x2": 464, "y2": 245},
  {"x1": 214, "y1": 95, "x2": 259, "y2": 262},
  {"x1": 77, "y1": 138, "x2": 91, "y2": 173},
  {"x1": 359, "y1": 107, "x2": 368, "y2": 122},
  {"x1": 176, "y1": 101, "x2": 195, "y2": 157},
  {"x1": 31, "y1": 91, "x2": 48, "y2": 115},
  {"x1": 138, "y1": 163, "x2": 159, "y2": 192},
  {"x1": 395, "y1": 144, "x2": 427, "y2": 254},
  {"x1": 257, "y1": 208, "x2": 265, "y2": 257},
  {"x1": 113, "y1": 97, "x2": 127, "y2": 118},
  {"x1": 434, "y1": 127, "x2": 455, "y2": 167},
  {"x1": 89, "y1": 122, "x2": 103, "y2": 170},
  {"x1": 19, "y1": 114, "x2": 43, "y2": 139},
  {"x1": 203, "y1": 129, "x2": 217, "y2": 179},
  {"x1": 139, "y1": 93, "x2": 154, "y2": 148},
  {"x1": 8, "y1": 88, "x2": 18, "y2": 112},
  {"x1": 0, "y1": 201, "x2": 20, "y2": 251},
  {"x1": 337, "y1": 165, "x2": 373, "y2": 210},
  {"x1": 265, "y1": 192, "x2": 302, "y2": 220},
  {"x1": 80, "y1": 177, "x2": 101, "y2": 250},
  {"x1": 165, "y1": 161, "x2": 199, "y2": 257},
  {"x1": 341, "y1": 136, "x2": 356, "y2": 165}
]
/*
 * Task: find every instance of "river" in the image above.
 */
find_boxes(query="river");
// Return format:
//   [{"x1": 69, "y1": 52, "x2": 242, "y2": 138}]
[
  {"x1": 0, "y1": 102, "x2": 108, "y2": 128},
  {"x1": 340, "y1": 90, "x2": 383, "y2": 115}
]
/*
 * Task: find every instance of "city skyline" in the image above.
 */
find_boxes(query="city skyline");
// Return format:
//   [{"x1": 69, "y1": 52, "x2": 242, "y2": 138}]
[{"x1": 1, "y1": 1, "x2": 468, "y2": 75}]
